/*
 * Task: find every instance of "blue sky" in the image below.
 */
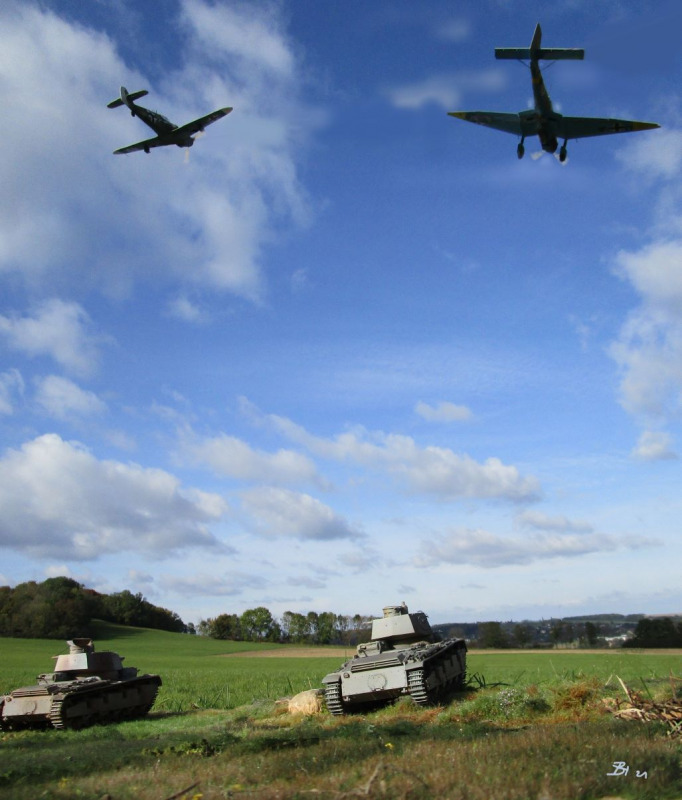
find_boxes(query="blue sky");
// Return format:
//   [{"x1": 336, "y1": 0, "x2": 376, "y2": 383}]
[{"x1": 1, "y1": 0, "x2": 681, "y2": 626}]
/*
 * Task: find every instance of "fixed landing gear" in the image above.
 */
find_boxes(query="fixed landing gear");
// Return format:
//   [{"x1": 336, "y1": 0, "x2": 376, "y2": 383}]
[
  {"x1": 517, "y1": 138, "x2": 525, "y2": 159},
  {"x1": 559, "y1": 141, "x2": 568, "y2": 163}
]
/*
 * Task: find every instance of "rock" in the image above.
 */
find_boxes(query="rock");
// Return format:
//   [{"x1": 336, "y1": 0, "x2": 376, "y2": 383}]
[{"x1": 287, "y1": 688, "x2": 324, "y2": 715}]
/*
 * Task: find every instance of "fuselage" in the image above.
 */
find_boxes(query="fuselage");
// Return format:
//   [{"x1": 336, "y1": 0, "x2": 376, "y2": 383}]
[
  {"x1": 125, "y1": 99, "x2": 194, "y2": 148},
  {"x1": 525, "y1": 59, "x2": 560, "y2": 153}
]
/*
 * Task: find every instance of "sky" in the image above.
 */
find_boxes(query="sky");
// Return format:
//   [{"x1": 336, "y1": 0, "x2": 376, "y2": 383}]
[{"x1": 1, "y1": 0, "x2": 681, "y2": 627}]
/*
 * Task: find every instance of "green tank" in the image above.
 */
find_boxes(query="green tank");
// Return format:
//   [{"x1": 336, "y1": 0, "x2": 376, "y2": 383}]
[
  {"x1": 0, "y1": 639, "x2": 161, "y2": 729},
  {"x1": 322, "y1": 604, "x2": 466, "y2": 715}
]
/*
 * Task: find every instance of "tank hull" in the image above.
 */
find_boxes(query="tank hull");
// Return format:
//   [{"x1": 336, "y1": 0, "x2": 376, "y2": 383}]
[
  {"x1": 1, "y1": 674, "x2": 162, "y2": 729},
  {"x1": 323, "y1": 638, "x2": 467, "y2": 714}
]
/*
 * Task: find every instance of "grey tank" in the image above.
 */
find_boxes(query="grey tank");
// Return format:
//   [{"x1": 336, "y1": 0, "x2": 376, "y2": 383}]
[
  {"x1": 0, "y1": 639, "x2": 161, "y2": 730},
  {"x1": 322, "y1": 604, "x2": 466, "y2": 714}
]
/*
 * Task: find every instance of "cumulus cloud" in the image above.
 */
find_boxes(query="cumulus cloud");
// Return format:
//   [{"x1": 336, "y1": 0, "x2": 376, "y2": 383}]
[
  {"x1": 186, "y1": 431, "x2": 322, "y2": 486},
  {"x1": 631, "y1": 430, "x2": 677, "y2": 461},
  {"x1": 0, "y1": 369, "x2": 24, "y2": 414},
  {"x1": 34, "y1": 375, "x2": 107, "y2": 420},
  {"x1": 386, "y1": 69, "x2": 505, "y2": 111},
  {"x1": 0, "y1": 434, "x2": 228, "y2": 560},
  {"x1": 616, "y1": 128, "x2": 682, "y2": 179},
  {"x1": 0, "y1": 0, "x2": 316, "y2": 300},
  {"x1": 249, "y1": 404, "x2": 540, "y2": 502},
  {"x1": 516, "y1": 510, "x2": 593, "y2": 534},
  {"x1": 415, "y1": 400, "x2": 472, "y2": 423},
  {"x1": 0, "y1": 300, "x2": 103, "y2": 377},
  {"x1": 415, "y1": 527, "x2": 653, "y2": 569},
  {"x1": 610, "y1": 241, "x2": 682, "y2": 420},
  {"x1": 241, "y1": 486, "x2": 364, "y2": 540}
]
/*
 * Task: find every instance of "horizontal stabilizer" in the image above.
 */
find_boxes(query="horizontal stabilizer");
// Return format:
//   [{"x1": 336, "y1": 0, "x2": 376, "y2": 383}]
[
  {"x1": 127, "y1": 89, "x2": 149, "y2": 102},
  {"x1": 495, "y1": 47, "x2": 584, "y2": 61},
  {"x1": 107, "y1": 89, "x2": 149, "y2": 109}
]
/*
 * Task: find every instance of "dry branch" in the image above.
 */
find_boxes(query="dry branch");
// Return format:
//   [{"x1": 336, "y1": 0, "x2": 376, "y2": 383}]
[{"x1": 606, "y1": 675, "x2": 682, "y2": 737}]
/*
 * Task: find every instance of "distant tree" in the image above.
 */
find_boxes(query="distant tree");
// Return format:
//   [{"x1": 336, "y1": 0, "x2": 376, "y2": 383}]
[
  {"x1": 478, "y1": 621, "x2": 509, "y2": 649},
  {"x1": 240, "y1": 607, "x2": 276, "y2": 641},
  {"x1": 291, "y1": 612, "x2": 311, "y2": 643},
  {"x1": 550, "y1": 621, "x2": 564, "y2": 648},
  {"x1": 628, "y1": 617, "x2": 682, "y2": 648},
  {"x1": 316, "y1": 612, "x2": 337, "y2": 645},
  {"x1": 208, "y1": 613, "x2": 242, "y2": 640},
  {"x1": 0, "y1": 577, "x2": 94, "y2": 638},
  {"x1": 512, "y1": 624, "x2": 531, "y2": 648},
  {"x1": 583, "y1": 621, "x2": 599, "y2": 647}
]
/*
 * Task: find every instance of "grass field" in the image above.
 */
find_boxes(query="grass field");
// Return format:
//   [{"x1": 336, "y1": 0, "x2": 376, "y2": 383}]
[{"x1": 1, "y1": 623, "x2": 680, "y2": 799}]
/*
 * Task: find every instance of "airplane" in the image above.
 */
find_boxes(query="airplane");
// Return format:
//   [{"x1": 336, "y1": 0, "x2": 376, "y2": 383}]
[
  {"x1": 107, "y1": 86, "x2": 232, "y2": 155},
  {"x1": 448, "y1": 23, "x2": 659, "y2": 162}
]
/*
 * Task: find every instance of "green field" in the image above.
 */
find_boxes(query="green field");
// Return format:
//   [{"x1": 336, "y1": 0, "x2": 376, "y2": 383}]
[{"x1": 1, "y1": 624, "x2": 680, "y2": 799}]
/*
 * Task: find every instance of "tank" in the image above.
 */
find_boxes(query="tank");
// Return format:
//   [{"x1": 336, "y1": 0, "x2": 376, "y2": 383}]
[
  {"x1": 322, "y1": 604, "x2": 466, "y2": 714},
  {"x1": 0, "y1": 639, "x2": 162, "y2": 730}
]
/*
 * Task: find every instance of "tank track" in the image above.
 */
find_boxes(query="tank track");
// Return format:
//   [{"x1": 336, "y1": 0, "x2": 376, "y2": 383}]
[
  {"x1": 323, "y1": 681, "x2": 345, "y2": 716},
  {"x1": 407, "y1": 643, "x2": 467, "y2": 706},
  {"x1": 48, "y1": 676, "x2": 161, "y2": 730},
  {"x1": 407, "y1": 668, "x2": 430, "y2": 705}
]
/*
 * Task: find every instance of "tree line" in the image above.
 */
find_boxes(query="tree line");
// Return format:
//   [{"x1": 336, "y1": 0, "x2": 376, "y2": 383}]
[
  {"x1": 628, "y1": 617, "x2": 682, "y2": 648},
  {"x1": 0, "y1": 577, "x2": 186, "y2": 639},
  {"x1": 198, "y1": 608, "x2": 374, "y2": 645}
]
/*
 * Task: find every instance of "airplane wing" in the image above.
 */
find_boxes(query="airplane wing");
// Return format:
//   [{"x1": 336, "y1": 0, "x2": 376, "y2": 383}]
[
  {"x1": 556, "y1": 116, "x2": 659, "y2": 140},
  {"x1": 173, "y1": 107, "x2": 233, "y2": 137},
  {"x1": 113, "y1": 135, "x2": 168, "y2": 155},
  {"x1": 448, "y1": 111, "x2": 522, "y2": 136}
]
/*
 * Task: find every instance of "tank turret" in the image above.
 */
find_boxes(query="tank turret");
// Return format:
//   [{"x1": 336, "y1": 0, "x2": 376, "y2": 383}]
[
  {"x1": 1, "y1": 640, "x2": 161, "y2": 730},
  {"x1": 322, "y1": 604, "x2": 466, "y2": 715}
]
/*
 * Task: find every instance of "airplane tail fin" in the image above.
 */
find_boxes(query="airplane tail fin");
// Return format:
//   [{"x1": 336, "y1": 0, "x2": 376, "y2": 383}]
[
  {"x1": 495, "y1": 23, "x2": 584, "y2": 61},
  {"x1": 107, "y1": 87, "x2": 149, "y2": 109}
]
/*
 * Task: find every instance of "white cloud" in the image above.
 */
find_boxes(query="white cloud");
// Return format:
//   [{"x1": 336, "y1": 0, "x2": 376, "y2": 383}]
[
  {"x1": 160, "y1": 572, "x2": 265, "y2": 597},
  {"x1": 0, "y1": 434, "x2": 228, "y2": 560},
  {"x1": 241, "y1": 486, "x2": 364, "y2": 540},
  {"x1": 516, "y1": 510, "x2": 593, "y2": 534},
  {"x1": 615, "y1": 241, "x2": 682, "y2": 315},
  {"x1": 616, "y1": 128, "x2": 682, "y2": 179},
  {"x1": 415, "y1": 527, "x2": 653, "y2": 569},
  {"x1": 0, "y1": 369, "x2": 24, "y2": 414},
  {"x1": 415, "y1": 400, "x2": 473, "y2": 422},
  {"x1": 336, "y1": 546, "x2": 383, "y2": 573},
  {"x1": 0, "y1": 0, "x2": 316, "y2": 300},
  {"x1": 631, "y1": 430, "x2": 677, "y2": 461},
  {"x1": 253, "y1": 406, "x2": 540, "y2": 502},
  {"x1": 286, "y1": 575, "x2": 326, "y2": 589},
  {"x1": 0, "y1": 299, "x2": 103, "y2": 377},
  {"x1": 34, "y1": 375, "x2": 107, "y2": 420},
  {"x1": 186, "y1": 432, "x2": 322, "y2": 486},
  {"x1": 387, "y1": 69, "x2": 505, "y2": 111},
  {"x1": 167, "y1": 296, "x2": 210, "y2": 325},
  {"x1": 180, "y1": 0, "x2": 295, "y2": 78},
  {"x1": 610, "y1": 241, "x2": 682, "y2": 419},
  {"x1": 435, "y1": 19, "x2": 471, "y2": 43}
]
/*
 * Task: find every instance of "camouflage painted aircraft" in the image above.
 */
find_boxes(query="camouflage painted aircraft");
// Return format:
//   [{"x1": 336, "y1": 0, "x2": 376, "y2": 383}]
[
  {"x1": 108, "y1": 87, "x2": 232, "y2": 155},
  {"x1": 449, "y1": 24, "x2": 659, "y2": 162}
]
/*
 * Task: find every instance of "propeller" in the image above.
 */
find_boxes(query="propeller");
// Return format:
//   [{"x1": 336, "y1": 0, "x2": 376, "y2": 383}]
[{"x1": 183, "y1": 131, "x2": 205, "y2": 163}]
